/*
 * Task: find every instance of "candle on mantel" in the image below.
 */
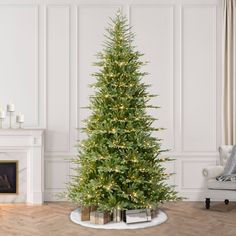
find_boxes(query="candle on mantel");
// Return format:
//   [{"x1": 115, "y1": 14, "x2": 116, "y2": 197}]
[
  {"x1": 16, "y1": 113, "x2": 24, "y2": 123},
  {"x1": 7, "y1": 101, "x2": 15, "y2": 112},
  {"x1": 0, "y1": 106, "x2": 6, "y2": 119}
]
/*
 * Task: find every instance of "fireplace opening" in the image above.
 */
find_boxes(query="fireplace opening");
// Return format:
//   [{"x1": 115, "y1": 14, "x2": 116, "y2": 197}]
[{"x1": 0, "y1": 161, "x2": 18, "y2": 194}]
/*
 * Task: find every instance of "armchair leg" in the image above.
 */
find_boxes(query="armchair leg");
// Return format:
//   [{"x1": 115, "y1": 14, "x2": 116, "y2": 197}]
[
  {"x1": 224, "y1": 199, "x2": 229, "y2": 205},
  {"x1": 205, "y1": 198, "x2": 210, "y2": 209}
]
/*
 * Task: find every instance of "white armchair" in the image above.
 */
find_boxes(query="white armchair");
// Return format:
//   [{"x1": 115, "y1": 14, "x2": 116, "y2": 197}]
[{"x1": 202, "y1": 145, "x2": 236, "y2": 209}]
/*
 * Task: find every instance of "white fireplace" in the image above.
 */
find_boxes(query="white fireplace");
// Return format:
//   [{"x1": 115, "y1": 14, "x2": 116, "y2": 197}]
[{"x1": 0, "y1": 129, "x2": 44, "y2": 204}]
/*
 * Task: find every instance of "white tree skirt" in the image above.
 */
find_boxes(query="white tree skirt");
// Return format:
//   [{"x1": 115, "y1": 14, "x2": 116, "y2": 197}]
[{"x1": 70, "y1": 208, "x2": 168, "y2": 229}]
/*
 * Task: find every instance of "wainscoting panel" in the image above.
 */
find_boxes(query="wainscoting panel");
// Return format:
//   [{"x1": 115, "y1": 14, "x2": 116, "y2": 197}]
[
  {"x1": 180, "y1": 159, "x2": 216, "y2": 190},
  {"x1": 77, "y1": 5, "x2": 121, "y2": 140},
  {"x1": 0, "y1": 5, "x2": 38, "y2": 127},
  {"x1": 130, "y1": 3, "x2": 175, "y2": 151},
  {"x1": 182, "y1": 4, "x2": 217, "y2": 152},
  {"x1": 45, "y1": 5, "x2": 70, "y2": 153},
  {"x1": 45, "y1": 158, "x2": 70, "y2": 190}
]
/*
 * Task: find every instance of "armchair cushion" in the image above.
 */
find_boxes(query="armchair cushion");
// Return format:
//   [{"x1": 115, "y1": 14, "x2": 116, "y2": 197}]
[
  {"x1": 207, "y1": 179, "x2": 236, "y2": 190},
  {"x1": 202, "y1": 166, "x2": 224, "y2": 179}
]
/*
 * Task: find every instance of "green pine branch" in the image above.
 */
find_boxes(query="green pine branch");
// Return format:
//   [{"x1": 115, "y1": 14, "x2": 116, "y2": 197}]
[{"x1": 65, "y1": 11, "x2": 180, "y2": 211}]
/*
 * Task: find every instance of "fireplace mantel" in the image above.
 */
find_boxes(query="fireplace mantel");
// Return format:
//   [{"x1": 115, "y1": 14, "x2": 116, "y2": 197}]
[{"x1": 0, "y1": 129, "x2": 44, "y2": 204}]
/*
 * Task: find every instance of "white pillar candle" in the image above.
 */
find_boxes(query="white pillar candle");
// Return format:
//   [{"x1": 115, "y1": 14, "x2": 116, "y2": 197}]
[
  {"x1": 0, "y1": 110, "x2": 6, "y2": 119},
  {"x1": 7, "y1": 103, "x2": 15, "y2": 112},
  {"x1": 16, "y1": 113, "x2": 24, "y2": 123}
]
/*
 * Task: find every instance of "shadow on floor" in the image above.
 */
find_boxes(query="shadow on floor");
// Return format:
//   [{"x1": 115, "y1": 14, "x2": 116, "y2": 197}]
[{"x1": 201, "y1": 201, "x2": 236, "y2": 212}]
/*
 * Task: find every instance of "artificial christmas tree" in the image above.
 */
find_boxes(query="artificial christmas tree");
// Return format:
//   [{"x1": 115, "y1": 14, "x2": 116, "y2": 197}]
[{"x1": 67, "y1": 11, "x2": 179, "y2": 218}]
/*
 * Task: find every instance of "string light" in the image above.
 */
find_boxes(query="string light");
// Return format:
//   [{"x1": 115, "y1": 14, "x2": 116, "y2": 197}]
[
  {"x1": 106, "y1": 184, "x2": 112, "y2": 190},
  {"x1": 67, "y1": 13, "x2": 179, "y2": 210}
]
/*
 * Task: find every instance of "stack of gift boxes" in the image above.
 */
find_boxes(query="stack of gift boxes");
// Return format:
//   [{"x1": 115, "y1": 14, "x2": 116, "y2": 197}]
[{"x1": 80, "y1": 206, "x2": 159, "y2": 225}]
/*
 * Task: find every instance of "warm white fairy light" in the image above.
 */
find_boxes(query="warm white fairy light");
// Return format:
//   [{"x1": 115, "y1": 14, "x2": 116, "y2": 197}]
[{"x1": 66, "y1": 12, "x2": 179, "y2": 211}]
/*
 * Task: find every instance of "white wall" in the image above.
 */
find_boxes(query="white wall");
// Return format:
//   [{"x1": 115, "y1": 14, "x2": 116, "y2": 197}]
[{"x1": 0, "y1": 0, "x2": 222, "y2": 201}]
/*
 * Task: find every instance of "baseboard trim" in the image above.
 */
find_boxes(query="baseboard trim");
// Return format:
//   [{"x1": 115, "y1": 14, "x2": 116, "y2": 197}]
[{"x1": 44, "y1": 191, "x2": 66, "y2": 201}]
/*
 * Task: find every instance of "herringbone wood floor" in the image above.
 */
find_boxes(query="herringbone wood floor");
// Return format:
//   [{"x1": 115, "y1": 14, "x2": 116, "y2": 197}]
[{"x1": 0, "y1": 202, "x2": 236, "y2": 236}]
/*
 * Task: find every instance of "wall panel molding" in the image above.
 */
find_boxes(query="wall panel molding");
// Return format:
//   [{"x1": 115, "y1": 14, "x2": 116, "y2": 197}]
[
  {"x1": 0, "y1": 4, "x2": 39, "y2": 127},
  {"x1": 76, "y1": 4, "x2": 122, "y2": 141},
  {"x1": 45, "y1": 159, "x2": 70, "y2": 190},
  {"x1": 180, "y1": 159, "x2": 216, "y2": 190},
  {"x1": 129, "y1": 4, "x2": 175, "y2": 151},
  {"x1": 181, "y1": 4, "x2": 218, "y2": 152},
  {"x1": 45, "y1": 4, "x2": 70, "y2": 152}
]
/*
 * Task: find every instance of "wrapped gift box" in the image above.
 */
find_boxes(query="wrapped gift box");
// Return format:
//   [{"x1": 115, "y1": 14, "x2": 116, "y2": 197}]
[
  {"x1": 151, "y1": 207, "x2": 158, "y2": 219},
  {"x1": 124, "y1": 209, "x2": 151, "y2": 224},
  {"x1": 90, "y1": 211, "x2": 111, "y2": 224},
  {"x1": 81, "y1": 206, "x2": 90, "y2": 221},
  {"x1": 81, "y1": 206, "x2": 98, "y2": 221}
]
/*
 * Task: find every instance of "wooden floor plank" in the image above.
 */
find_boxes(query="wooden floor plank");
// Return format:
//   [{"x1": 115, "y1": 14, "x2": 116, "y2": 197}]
[{"x1": 0, "y1": 202, "x2": 236, "y2": 236}]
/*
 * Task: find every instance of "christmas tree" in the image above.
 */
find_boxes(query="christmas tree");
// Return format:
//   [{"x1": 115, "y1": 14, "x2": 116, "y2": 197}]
[{"x1": 67, "y1": 12, "x2": 179, "y2": 212}]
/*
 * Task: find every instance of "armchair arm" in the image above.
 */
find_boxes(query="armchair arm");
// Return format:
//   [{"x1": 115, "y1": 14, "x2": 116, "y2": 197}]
[{"x1": 202, "y1": 166, "x2": 224, "y2": 179}]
